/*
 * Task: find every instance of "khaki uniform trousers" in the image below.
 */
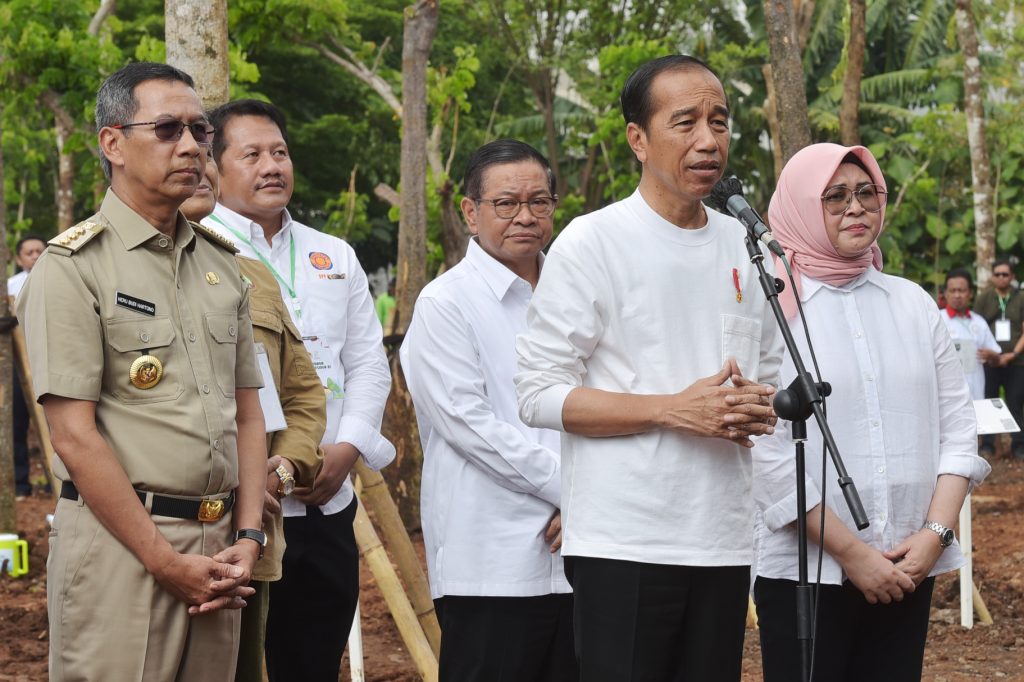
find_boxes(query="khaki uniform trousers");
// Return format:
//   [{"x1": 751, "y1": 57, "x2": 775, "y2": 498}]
[{"x1": 48, "y1": 495, "x2": 240, "y2": 682}]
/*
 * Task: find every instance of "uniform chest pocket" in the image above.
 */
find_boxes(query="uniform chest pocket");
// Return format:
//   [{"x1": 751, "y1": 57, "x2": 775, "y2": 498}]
[
  {"x1": 104, "y1": 316, "x2": 183, "y2": 403},
  {"x1": 206, "y1": 311, "x2": 239, "y2": 398}
]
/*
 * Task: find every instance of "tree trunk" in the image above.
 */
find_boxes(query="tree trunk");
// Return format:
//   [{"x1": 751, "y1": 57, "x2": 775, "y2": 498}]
[
  {"x1": 761, "y1": 64, "x2": 785, "y2": 182},
  {"x1": 528, "y1": 71, "x2": 565, "y2": 199},
  {"x1": 0, "y1": 98, "x2": 16, "y2": 530},
  {"x1": 164, "y1": 0, "x2": 230, "y2": 108},
  {"x1": 381, "y1": 0, "x2": 437, "y2": 529},
  {"x1": 839, "y1": 0, "x2": 866, "y2": 146},
  {"x1": 763, "y1": 0, "x2": 813, "y2": 164},
  {"x1": 39, "y1": 90, "x2": 76, "y2": 231},
  {"x1": 438, "y1": 178, "x2": 468, "y2": 270},
  {"x1": 954, "y1": 0, "x2": 995, "y2": 282}
]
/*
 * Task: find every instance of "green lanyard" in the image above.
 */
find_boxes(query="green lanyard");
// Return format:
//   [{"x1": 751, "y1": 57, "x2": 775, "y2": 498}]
[
  {"x1": 208, "y1": 213, "x2": 299, "y2": 308},
  {"x1": 998, "y1": 293, "x2": 1010, "y2": 320}
]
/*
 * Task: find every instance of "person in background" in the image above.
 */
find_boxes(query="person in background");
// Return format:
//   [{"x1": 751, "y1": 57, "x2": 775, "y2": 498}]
[
  {"x1": 8, "y1": 233, "x2": 46, "y2": 498},
  {"x1": 402, "y1": 139, "x2": 576, "y2": 681},
  {"x1": 974, "y1": 258, "x2": 1024, "y2": 457},
  {"x1": 752, "y1": 143, "x2": 991, "y2": 682},
  {"x1": 204, "y1": 98, "x2": 394, "y2": 682},
  {"x1": 181, "y1": 154, "x2": 326, "y2": 682},
  {"x1": 942, "y1": 268, "x2": 1001, "y2": 400}
]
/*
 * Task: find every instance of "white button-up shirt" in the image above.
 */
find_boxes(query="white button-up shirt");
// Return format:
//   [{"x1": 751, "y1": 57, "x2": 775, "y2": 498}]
[
  {"x1": 941, "y1": 308, "x2": 1000, "y2": 400},
  {"x1": 754, "y1": 269, "x2": 991, "y2": 584},
  {"x1": 204, "y1": 204, "x2": 394, "y2": 516},
  {"x1": 401, "y1": 239, "x2": 568, "y2": 598}
]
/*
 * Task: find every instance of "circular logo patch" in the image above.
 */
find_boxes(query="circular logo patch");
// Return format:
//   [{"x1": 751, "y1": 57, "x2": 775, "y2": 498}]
[{"x1": 309, "y1": 252, "x2": 333, "y2": 270}]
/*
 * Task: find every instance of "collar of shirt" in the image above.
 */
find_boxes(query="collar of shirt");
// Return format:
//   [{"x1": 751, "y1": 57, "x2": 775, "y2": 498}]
[
  {"x1": 946, "y1": 305, "x2": 971, "y2": 319},
  {"x1": 464, "y1": 237, "x2": 542, "y2": 302},
  {"x1": 626, "y1": 190, "x2": 717, "y2": 246},
  {"x1": 800, "y1": 267, "x2": 889, "y2": 303},
  {"x1": 211, "y1": 202, "x2": 293, "y2": 250},
  {"x1": 102, "y1": 188, "x2": 196, "y2": 251}
]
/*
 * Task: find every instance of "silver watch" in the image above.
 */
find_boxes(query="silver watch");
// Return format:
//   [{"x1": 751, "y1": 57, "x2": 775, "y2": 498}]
[{"x1": 923, "y1": 521, "x2": 955, "y2": 548}]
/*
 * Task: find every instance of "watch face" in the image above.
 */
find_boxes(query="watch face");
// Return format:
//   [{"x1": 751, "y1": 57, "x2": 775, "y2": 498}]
[
  {"x1": 941, "y1": 529, "x2": 955, "y2": 547},
  {"x1": 281, "y1": 478, "x2": 295, "y2": 495}
]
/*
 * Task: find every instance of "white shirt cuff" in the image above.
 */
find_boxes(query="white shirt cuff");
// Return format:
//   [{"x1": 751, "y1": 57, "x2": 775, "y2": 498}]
[
  {"x1": 335, "y1": 415, "x2": 396, "y2": 471},
  {"x1": 528, "y1": 384, "x2": 576, "y2": 432}
]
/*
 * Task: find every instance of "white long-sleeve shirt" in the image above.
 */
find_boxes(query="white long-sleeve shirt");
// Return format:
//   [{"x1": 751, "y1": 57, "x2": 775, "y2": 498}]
[
  {"x1": 204, "y1": 204, "x2": 394, "y2": 516},
  {"x1": 401, "y1": 239, "x2": 568, "y2": 598},
  {"x1": 941, "y1": 308, "x2": 1000, "y2": 400},
  {"x1": 516, "y1": 190, "x2": 783, "y2": 567},
  {"x1": 753, "y1": 270, "x2": 991, "y2": 584}
]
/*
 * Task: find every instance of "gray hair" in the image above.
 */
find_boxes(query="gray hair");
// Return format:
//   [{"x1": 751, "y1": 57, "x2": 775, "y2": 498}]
[{"x1": 95, "y1": 62, "x2": 195, "y2": 180}]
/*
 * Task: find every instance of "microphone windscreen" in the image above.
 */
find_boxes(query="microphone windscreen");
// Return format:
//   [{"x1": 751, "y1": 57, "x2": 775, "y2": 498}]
[{"x1": 708, "y1": 176, "x2": 744, "y2": 212}]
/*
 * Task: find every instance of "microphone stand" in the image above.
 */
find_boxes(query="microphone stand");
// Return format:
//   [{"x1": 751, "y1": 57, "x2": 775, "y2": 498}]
[{"x1": 744, "y1": 236, "x2": 869, "y2": 682}]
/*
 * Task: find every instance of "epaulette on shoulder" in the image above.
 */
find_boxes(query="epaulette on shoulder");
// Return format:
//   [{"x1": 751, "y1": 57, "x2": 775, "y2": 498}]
[
  {"x1": 47, "y1": 221, "x2": 105, "y2": 254},
  {"x1": 191, "y1": 220, "x2": 239, "y2": 254}
]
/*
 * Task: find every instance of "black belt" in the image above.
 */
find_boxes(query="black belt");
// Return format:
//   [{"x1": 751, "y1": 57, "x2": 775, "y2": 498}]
[{"x1": 60, "y1": 481, "x2": 234, "y2": 522}]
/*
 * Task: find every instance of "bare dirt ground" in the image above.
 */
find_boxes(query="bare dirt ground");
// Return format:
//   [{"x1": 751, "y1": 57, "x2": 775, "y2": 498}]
[{"x1": 2, "y1": 450, "x2": 1022, "y2": 681}]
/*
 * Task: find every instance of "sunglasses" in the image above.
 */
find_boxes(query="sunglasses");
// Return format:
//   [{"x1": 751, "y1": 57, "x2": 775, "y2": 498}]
[
  {"x1": 112, "y1": 119, "x2": 215, "y2": 146},
  {"x1": 993, "y1": 272, "x2": 1012, "y2": 277},
  {"x1": 820, "y1": 184, "x2": 887, "y2": 216}
]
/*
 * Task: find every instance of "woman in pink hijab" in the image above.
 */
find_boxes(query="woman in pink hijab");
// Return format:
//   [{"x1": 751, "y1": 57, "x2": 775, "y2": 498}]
[{"x1": 751, "y1": 143, "x2": 990, "y2": 682}]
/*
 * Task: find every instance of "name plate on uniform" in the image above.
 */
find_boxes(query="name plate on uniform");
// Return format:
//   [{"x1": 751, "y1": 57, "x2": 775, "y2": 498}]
[{"x1": 974, "y1": 398, "x2": 1021, "y2": 435}]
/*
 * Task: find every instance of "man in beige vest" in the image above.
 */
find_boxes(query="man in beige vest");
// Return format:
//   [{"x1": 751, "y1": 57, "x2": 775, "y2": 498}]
[{"x1": 17, "y1": 62, "x2": 267, "y2": 681}]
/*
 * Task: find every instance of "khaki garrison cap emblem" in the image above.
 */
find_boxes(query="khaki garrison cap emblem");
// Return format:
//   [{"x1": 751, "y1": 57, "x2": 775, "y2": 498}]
[
  {"x1": 206, "y1": 272, "x2": 221, "y2": 285},
  {"x1": 130, "y1": 355, "x2": 164, "y2": 389}
]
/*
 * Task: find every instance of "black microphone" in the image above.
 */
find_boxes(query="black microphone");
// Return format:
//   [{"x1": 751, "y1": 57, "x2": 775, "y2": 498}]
[{"x1": 708, "y1": 177, "x2": 785, "y2": 257}]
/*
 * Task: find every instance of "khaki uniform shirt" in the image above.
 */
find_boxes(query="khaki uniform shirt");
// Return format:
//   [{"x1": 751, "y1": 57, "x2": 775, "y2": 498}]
[
  {"x1": 17, "y1": 189, "x2": 262, "y2": 496},
  {"x1": 238, "y1": 256, "x2": 326, "y2": 580}
]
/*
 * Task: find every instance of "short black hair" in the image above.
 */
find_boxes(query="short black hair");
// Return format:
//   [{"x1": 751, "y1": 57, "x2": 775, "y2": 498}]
[
  {"x1": 208, "y1": 99, "x2": 289, "y2": 166},
  {"x1": 946, "y1": 267, "x2": 975, "y2": 290},
  {"x1": 95, "y1": 62, "x2": 196, "y2": 180},
  {"x1": 620, "y1": 55, "x2": 722, "y2": 132},
  {"x1": 462, "y1": 139, "x2": 556, "y2": 199},
  {"x1": 15, "y1": 232, "x2": 46, "y2": 254},
  {"x1": 992, "y1": 257, "x2": 1013, "y2": 271}
]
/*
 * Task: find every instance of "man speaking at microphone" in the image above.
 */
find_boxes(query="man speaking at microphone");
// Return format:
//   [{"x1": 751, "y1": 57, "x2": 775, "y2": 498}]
[{"x1": 516, "y1": 54, "x2": 783, "y2": 681}]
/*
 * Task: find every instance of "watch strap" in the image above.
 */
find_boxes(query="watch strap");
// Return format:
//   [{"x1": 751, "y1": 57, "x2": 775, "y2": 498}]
[
  {"x1": 233, "y1": 528, "x2": 267, "y2": 559},
  {"x1": 923, "y1": 520, "x2": 954, "y2": 547}
]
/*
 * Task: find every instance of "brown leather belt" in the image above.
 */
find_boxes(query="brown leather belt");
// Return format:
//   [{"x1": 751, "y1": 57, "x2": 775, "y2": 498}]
[{"x1": 60, "y1": 481, "x2": 234, "y2": 522}]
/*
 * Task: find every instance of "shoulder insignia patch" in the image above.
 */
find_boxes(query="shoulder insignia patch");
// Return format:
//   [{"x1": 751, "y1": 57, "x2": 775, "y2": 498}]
[
  {"x1": 191, "y1": 220, "x2": 239, "y2": 254},
  {"x1": 48, "y1": 221, "x2": 105, "y2": 254}
]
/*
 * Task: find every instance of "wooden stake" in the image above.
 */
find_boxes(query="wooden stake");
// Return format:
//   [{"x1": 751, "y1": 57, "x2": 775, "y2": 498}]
[
  {"x1": 973, "y1": 582, "x2": 993, "y2": 625},
  {"x1": 12, "y1": 327, "x2": 58, "y2": 504},
  {"x1": 353, "y1": 496, "x2": 438, "y2": 681},
  {"x1": 355, "y1": 459, "x2": 441, "y2": 656}
]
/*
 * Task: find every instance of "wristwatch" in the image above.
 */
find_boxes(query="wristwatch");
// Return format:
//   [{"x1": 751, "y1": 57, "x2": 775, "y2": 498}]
[
  {"x1": 274, "y1": 464, "x2": 296, "y2": 497},
  {"x1": 923, "y1": 521, "x2": 955, "y2": 548},
  {"x1": 233, "y1": 528, "x2": 268, "y2": 559}
]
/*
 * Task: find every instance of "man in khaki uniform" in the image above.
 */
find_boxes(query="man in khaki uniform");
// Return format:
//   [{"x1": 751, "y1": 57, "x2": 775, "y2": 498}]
[
  {"x1": 182, "y1": 155, "x2": 326, "y2": 682},
  {"x1": 17, "y1": 62, "x2": 267, "y2": 682}
]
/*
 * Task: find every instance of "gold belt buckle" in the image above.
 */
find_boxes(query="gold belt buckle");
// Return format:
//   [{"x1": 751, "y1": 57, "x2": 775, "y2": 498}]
[{"x1": 197, "y1": 498, "x2": 225, "y2": 522}]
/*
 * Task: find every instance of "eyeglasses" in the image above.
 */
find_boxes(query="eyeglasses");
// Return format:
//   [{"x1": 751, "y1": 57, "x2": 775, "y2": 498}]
[
  {"x1": 993, "y1": 272, "x2": 1013, "y2": 277},
  {"x1": 820, "y1": 184, "x2": 887, "y2": 215},
  {"x1": 473, "y1": 196, "x2": 558, "y2": 219},
  {"x1": 112, "y1": 119, "x2": 216, "y2": 146}
]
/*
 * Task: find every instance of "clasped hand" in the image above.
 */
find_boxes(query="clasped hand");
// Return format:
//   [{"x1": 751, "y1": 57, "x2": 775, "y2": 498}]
[{"x1": 663, "y1": 359, "x2": 777, "y2": 447}]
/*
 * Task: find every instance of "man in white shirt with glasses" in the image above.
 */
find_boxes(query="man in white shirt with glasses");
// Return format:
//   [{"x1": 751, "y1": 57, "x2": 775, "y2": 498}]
[{"x1": 402, "y1": 139, "x2": 576, "y2": 681}]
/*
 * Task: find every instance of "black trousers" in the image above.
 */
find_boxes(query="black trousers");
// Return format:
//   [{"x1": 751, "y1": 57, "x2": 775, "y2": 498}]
[
  {"x1": 265, "y1": 498, "x2": 359, "y2": 682},
  {"x1": 564, "y1": 556, "x2": 749, "y2": 682},
  {"x1": 754, "y1": 576, "x2": 935, "y2": 682},
  {"x1": 984, "y1": 364, "x2": 1024, "y2": 448},
  {"x1": 12, "y1": 365, "x2": 31, "y2": 496},
  {"x1": 435, "y1": 594, "x2": 577, "y2": 682}
]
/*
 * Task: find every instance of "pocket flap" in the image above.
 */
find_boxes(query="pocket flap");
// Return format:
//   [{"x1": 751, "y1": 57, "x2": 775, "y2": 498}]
[
  {"x1": 107, "y1": 316, "x2": 176, "y2": 352},
  {"x1": 206, "y1": 311, "x2": 239, "y2": 344},
  {"x1": 250, "y1": 308, "x2": 283, "y2": 334}
]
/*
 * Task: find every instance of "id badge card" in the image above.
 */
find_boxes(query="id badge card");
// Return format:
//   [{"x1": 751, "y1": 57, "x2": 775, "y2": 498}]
[
  {"x1": 996, "y1": 318, "x2": 1012, "y2": 343},
  {"x1": 953, "y1": 338, "x2": 978, "y2": 374},
  {"x1": 302, "y1": 333, "x2": 345, "y2": 400},
  {"x1": 255, "y1": 344, "x2": 287, "y2": 432}
]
